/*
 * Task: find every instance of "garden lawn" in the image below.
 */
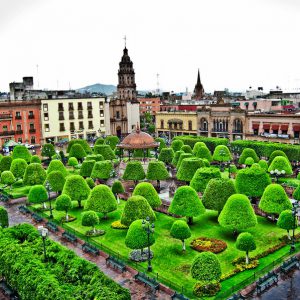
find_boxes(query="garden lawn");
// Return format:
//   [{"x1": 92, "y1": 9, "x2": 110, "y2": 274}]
[{"x1": 37, "y1": 199, "x2": 297, "y2": 299}]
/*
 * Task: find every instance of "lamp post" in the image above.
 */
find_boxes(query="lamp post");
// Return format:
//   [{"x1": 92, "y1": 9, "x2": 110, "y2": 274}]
[
  {"x1": 142, "y1": 216, "x2": 155, "y2": 272},
  {"x1": 290, "y1": 201, "x2": 299, "y2": 253},
  {"x1": 38, "y1": 226, "x2": 49, "y2": 261},
  {"x1": 45, "y1": 181, "x2": 53, "y2": 219}
]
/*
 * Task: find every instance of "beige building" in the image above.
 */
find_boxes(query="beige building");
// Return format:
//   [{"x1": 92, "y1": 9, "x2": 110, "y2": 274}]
[{"x1": 41, "y1": 97, "x2": 106, "y2": 143}]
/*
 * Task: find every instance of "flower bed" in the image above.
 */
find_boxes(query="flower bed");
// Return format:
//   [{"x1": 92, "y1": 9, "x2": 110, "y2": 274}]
[{"x1": 190, "y1": 237, "x2": 227, "y2": 253}]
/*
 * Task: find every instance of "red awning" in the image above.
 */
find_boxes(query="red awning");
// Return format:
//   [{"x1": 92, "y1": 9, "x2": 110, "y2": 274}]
[
  {"x1": 293, "y1": 125, "x2": 300, "y2": 131},
  {"x1": 280, "y1": 124, "x2": 288, "y2": 131},
  {"x1": 271, "y1": 124, "x2": 279, "y2": 130},
  {"x1": 252, "y1": 123, "x2": 259, "y2": 129},
  {"x1": 263, "y1": 124, "x2": 270, "y2": 129}
]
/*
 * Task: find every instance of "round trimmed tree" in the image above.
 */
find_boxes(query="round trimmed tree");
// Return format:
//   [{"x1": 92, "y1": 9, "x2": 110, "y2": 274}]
[
  {"x1": 121, "y1": 195, "x2": 156, "y2": 226},
  {"x1": 112, "y1": 180, "x2": 125, "y2": 204},
  {"x1": 202, "y1": 178, "x2": 236, "y2": 213},
  {"x1": 79, "y1": 160, "x2": 96, "y2": 178},
  {"x1": 238, "y1": 148, "x2": 259, "y2": 164},
  {"x1": 68, "y1": 157, "x2": 78, "y2": 170},
  {"x1": 146, "y1": 161, "x2": 169, "y2": 191},
  {"x1": 258, "y1": 159, "x2": 268, "y2": 171},
  {"x1": 170, "y1": 220, "x2": 191, "y2": 251},
  {"x1": 0, "y1": 156, "x2": 12, "y2": 172},
  {"x1": 269, "y1": 150, "x2": 288, "y2": 165},
  {"x1": 268, "y1": 156, "x2": 292, "y2": 175},
  {"x1": 47, "y1": 160, "x2": 68, "y2": 177},
  {"x1": 259, "y1": 184, "x2": 292, "y2": 215},
  {"x1": 218, "y1": 194, "x2": 257, "y2": 234},
  {"x1": 190, "y1": 167, "x2": 222, "y2": 193},
  {"x1": 86, "y1": 154, "x2": 104, "y2": 162},
  {"x1": 104, "y1": 135, "x2": 120, "y2": 150},
  {"x1": 28, "y1": 185, "x2": 48, "y2": 208},
  {"x1": 10, "y1": 158, "x2": 27, "y2": 179},
  {"x1": 30, "y1": 155, "x2": 41, "y2": 164},
  {"x1": 171, "y1": 139, "x2": 184, "y2": 152},
  {"x1": 85, "y1": 177, "x2": 95, "y2": 189},
  {"x1": 0, "y1": 206, "x2": 9, "y2": 228},
  {"x1": 244, "y1": 157, "x2": 254, "y2": 166},
  {"x1": 95, "y1": 137, "x2": 105, "y2": 146},
  {"x1": 46, "y1": 171, "x2": 66, "y2": 193},
  {"x1": 23, "y1": 163, "x2": 47, "y2": 186},
  {"x1": 62, "y1": 175, "x2": 90, "y2": 208},
  {"x1": 168, "y1": 186, "x2": 205, "y2": 225},
  {"x1": 55, "y1": 194, "x2": 72, "y2": 221},
  {"x1": 41, "y1": 143, "x2": 56, "y2": 160},
  {"x1": 69, "y1": 144, "x2": 86, "y2": 162},
  {"x1": 236, "y1": 232, "x2": 256, "y2": 264},
  {"x1": 180, "y1": 145, "x2": 193, "y2": 154},
  {"x1": 85, "y1": 184, "x2": 117, "y2": 219},
  {"x1": 172, "y1": 150, "x2": 184, "y2": 166},
  {"x1": 12, "y1": 145, "x2": 31, "y2": 163},
  {"x1": 123, "y1": 161, "x2": 145, "y2": 185},
  {"x1": 277, "y1": 210, "x2": 296, "y2": 240},
  {"x1": 1, "y1": 171, "x2": 15, "y2": 189},
  {"x1": 158, "y1": 148, "x2": 174, "y2": 165},
  {"x1": 132, "y1": 182, "x2": 162, "y2": 209},
  {"x1": 177, "y1": 158, "x2": 204, "y2": 183},
  {"x1": 177, "y1": 153, "x2": 193, "y2": 169},
  {"x1": 192, "y1": 142, "x2": 207, "y2": 155},
  {"x1": 94, "y1": 145, "x2": 116, "y2": 160},
  {"x1": 82, "y1": 211, "x2": 99, "y2": 233},
  {"x1": 67, "y1": 139, "x2": 91, "y2": 154},
  {"x1": 91, "y1": 160, "x2": 113, "y2": 180},
  {"x1": 195, "y1": 146, "x2": 212, "y2": 162},
  {"x1": 212, "y1": 145, "x2": 232, "y2": 163}
]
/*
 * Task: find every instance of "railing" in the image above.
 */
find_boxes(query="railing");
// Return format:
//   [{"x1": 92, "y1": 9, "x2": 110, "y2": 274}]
[
  {"x1": 29, "y1": 129, "x2": 36, "y2": 133},
  {"x1": 15, "y1": 130, "x2": 23, "y2": 134},
  {"x1": 0, "y1": 114, "x2": 12, "y2": 119},
  {"x1": 0, "y1": 130, "x2": 15, "y2": 136},
  {"x1": 28, "y1": 115, "x2": 35, "y2": 119},
  {"x1": 15, "y1": 116, "x2": 22, "y2": 120}
]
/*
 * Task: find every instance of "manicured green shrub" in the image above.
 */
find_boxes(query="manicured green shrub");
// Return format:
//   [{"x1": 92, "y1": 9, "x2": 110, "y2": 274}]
[
  {"x1": 10, "y1": 158, "x2": 27, "y2": 179},
  {"x1": 168, "y1": 186, "x2": 205, "y2": 224},
  {"x1": 67, "y1": 157, "x2": 78, "y2": 169},
  {"x1": 123, "y1": 161, "x2": 145, "y2": 184},
  {"x1": 23, "y1": 163, "x2": 47, "y2": 185},
  {"x1": 69, "y1": 144, "x2": 87, "y2": 161},
  {"x1": 104, "y1": 135, "x2": 120, "y2": 150},
  {"x1": 177, "y1": 158, "x2": 204, "y2": 182},
  {"x1": 85, "y1": 185, "x2": 117, "y2": 219},
  {"x1": 28, "y1": 185, "x2": 48, "y2": 208},
  {"x1": 67, "y1": 139, "x2": 92, "y2": 154},
  {"x1": 133, "y1": 149, "x2": 151, "y2": 158},
  {"x1": 155, "y1": 137, "x2": 166, "y2": 152},
  {"x1": 158, "y1": 148, "x2": 174, "y2": 164},
  {"x1": 41, "y1": 143, "x2": 56, "y2": 159},
  {"x1": 277, "y1": 210, "x2": 295, "y2": 239},
  {"x1": 85, "y1": 177, "x2": 95, "y2": 189},
  {"x1": 259, "y1": 184, "x2": 292, "y2": 215},
  {"x1": 91, "y1": 160, "x2": 113, "y2": 180},
  {"x1": 94, "y1": 145, "x2": 116, "y2": 160},
  {"x1": 171, "y1": 139, "x2": 184, "y2": 152},
  {"x1": 258, "y1": 159, "x2": 268, "y2": 171},
  {"x1": 236, "y1": 232, "x2": 256, "y2": 264},
  {"x1": 47, "y1": 160, "x2": 68, "y2": 177},
  {"x1": 229, "y1": 164, "x2": 238, "y2": 174},
  {"x1": 244, "y1": 157, "x2": 255, "y2": 166},
  {"x1": 86, "y1": 154, "x2": 104, "y2": 162},
  {"x1": 121, "y1": 195, "x2": 156, "y2": 226},
  {"x1": 55, "y1": 194, "x2": 72, "y2": 221},
  {"x1": 46, "y1": 171, "x2": 66, "y2": 193},
  {"x1": 170, "y1": 220, "x2": 191, "y2": 251},
  {"x1": 235, "y1": 164, "x2": 271, "y2": 198},
  {"x1": 212, "y1": 145, "x2": 232, "y2": 162},
  {"x1": 180, "y1": 145, "x2": 193, "y2": 154},
  {"x1": 146, "y1": 161, "x2": 169, "y2": 184},
  {"x1": 238, "y1": 148, "x2": 259, "y2": 164},
  {"x1": 0, "y1": 206, "x2": 8, "y2": 227},
  {"x1": 30, "y1": 155, "x2": 41, "y2": 164},
  {"x1": 62, "y1": 175, "x2": 90, "y2": 208},
  {"x1": 112, "y1": 180, "x2": 125, "y2": 203},
  {"x1": 172, "y1": 150, "x2": 184, "y2": 166},
  {"x1": 0, "y1": 156, "x2": 12, "y2": 172},
  {"x1": 177, "y1": 153, "x2": 193, "y2": 169},
  {"x1": 269, "y1": 150, "x2": 288, "y2": 164},
  {"x1": 79, "y1": 160, "x2": 96, "y2": 178},
  {"x1": 12, "y1": 145, "x2": 31, "y2": 163},
  {"x1": 132, "y1": 182, "x2": 162, "y2": 209},
  {"x1": 95, "y1": 137, "x2": 105, "y2": 145},
  {"x1": 293, "y1": 185, "x2": 300, "y2": 200},
  {"x1": 195, "y1": 146, "x2": 212, "y2": 162},
  {"x1": 268, "y1": 156, "x2": 292, "y2": 175},
  {"x1": 52, "y1": 153, "x2": 61, "y2": 161},
  {"x1": 202, "y1": 178, "x2": 236, "y2": 213},
  {"x1": 190, "y1": 167, "x2": 222, "y2": 193},
  {"x1": 192, "y1": 142, "x2": 207, "y2": 155},
  {"x1": 218, "y1": 194, "x2": 257, "y2": 233},
  {"x1": 82, "y1": 211, "x2": 99, "y2": 233}
]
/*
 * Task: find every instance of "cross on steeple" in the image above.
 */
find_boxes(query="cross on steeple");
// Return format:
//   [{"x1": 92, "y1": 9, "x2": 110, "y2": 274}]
[{"x1": 123, "y1": 35, "x2": 127, "y2": 48}]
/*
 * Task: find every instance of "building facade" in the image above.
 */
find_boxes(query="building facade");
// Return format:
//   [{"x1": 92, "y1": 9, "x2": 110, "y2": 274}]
[{"x1": 138, "y1": 97, "x2": 160, "y2": 115}]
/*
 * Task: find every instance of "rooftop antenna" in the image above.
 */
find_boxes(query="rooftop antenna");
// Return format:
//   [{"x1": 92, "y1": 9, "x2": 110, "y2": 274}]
[
  {"x1": 36, "y1": 64, "x2": 39, "y2": 88},
  {"x1": 123, "y1": 35, "x2": 127, "y2": 48},
  {"x1": 69, "y1": 82, "x2": 71, "y2": 90},
  {"x1": 156, "y1": 73, "x2": 160, "y2": 95}
]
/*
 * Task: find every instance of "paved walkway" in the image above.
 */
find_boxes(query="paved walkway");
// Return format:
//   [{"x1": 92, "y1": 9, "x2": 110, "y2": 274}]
[{"x1": 3, "y1": 202, "x2": 172, "y2": 300}]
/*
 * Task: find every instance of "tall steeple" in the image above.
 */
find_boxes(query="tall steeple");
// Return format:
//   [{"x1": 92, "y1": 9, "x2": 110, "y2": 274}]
[{"x1": 193, "y1": 69, "x2": 204, "y2": 100}]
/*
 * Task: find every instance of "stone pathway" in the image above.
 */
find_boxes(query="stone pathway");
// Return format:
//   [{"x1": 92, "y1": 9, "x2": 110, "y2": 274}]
[{"x1": 2, "y1": 201, "x2": 172, "y2": 300}]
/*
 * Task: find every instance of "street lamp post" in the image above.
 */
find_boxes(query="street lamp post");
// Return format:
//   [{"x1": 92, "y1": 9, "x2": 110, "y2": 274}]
[
  {"x1": 290, "y1": 201, "x2": 299, "y2": 253},
  {"x1": 38, "y1": 226, "x2": 49, "y2": 261},
  {"x1": 142, "y1": 216, "x2": 155, "y2": 272},
  {"x1": 45, "y1": 181, "x2": 53, "y2": 219}
]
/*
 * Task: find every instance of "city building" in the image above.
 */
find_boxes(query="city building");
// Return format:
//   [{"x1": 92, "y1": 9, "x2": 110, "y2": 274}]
[
  {"x1": 138, "y1": 97, "x2": 160, "y2": 116},
  {"x1": 193, "y1": 69, "x2": 204, "y2": 100}
]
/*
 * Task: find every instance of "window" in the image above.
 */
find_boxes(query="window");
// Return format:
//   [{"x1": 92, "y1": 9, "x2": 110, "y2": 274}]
[
  {"x1": 16, "y1": 124, "x2": 22, "y2": 131},
  {"x1": 28, "y1": 111, "x2": 34, "y2": 119},
  {"x1": 58, "y1": 103, "x2": 64, "y2": 111},
  {"x1": 59, "y1": 123, "x2": 65, "y2": 132},
  {"x1": 100, "y1": 120, "x2": 104, "y2": 127},
  {"x1": 29, "y1": 123, "x2": 34, "y2": 130},
  {"x1": 69, "y1": 111, "x2": 74, "y2": 120},
  {"x1": 273, "y1": 130, "x2": 278, "y2": 135},
  {"x1": 44, "y1": 112, "x2": 49, "y2": 121},
  {"x1": 116, "y1": 111, "x2": 120, "y2": 119},
  {"x1": 3, "y1": 125, "x2": 8, "y2": 131},
  {"x1": 70, "y1": 122, "x2": 75, "y2": 131},
  {"x1": 78, "y1": 102, "x2": 83, "y2": 110},
  {"x1": 79, "y1": 121, "x2": 84, "y2": 130},
  {"x1": 45, "y1": 124, "x2": 50, "y2": 132},
  {"x1": 88, "y1": 121, "x2": 93, "y2": 129},
  {"x1": 253, "y1": 129, "x2": 258, "y2": 135},
  {"x1": 59, "y1": 111, "x2": 64, "y2": 120},
  {"x1": 100, "y1": 110, "x2": 104, "y2": 117},
  {"x1": 18, "y1": 138, "x2": 22, "y2": 143},
  {"x1": 88, "y1": 110, "x2": 93, "y2": 118},
  {"x1": 99, "y1": 101, "x2": 104, "y2": 108},
  {"x1": 15, "y1": 112, "x2": 21, "y2": 119},
  {"x1": 30, "y1": 136, "x2": 35, "y2": 144},
  {"x1": 87, "y1": 102, "x2": 92, "y2": 109},
  {"x1": 68, "y1": 103, "x2": 74, "y2": 111},
  {"x1": 78, "y1": 111, "x2": 84, "y2": 119},
  {"x1": 282, "y1": 130, "x2": 288, "y2": 135},
  {"x1": 43, "y1": 104, "x2": 48, "y2": 111},
  {"x1": 188, "y1": 121, "x2": 192, "y2": 131},
  {"x1": 160, "y1": 120, "x2": 164, "y2": 128}
]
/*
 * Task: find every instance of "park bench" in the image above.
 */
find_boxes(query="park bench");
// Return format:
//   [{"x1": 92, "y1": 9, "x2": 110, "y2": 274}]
[
  {"x1": 62, "y1": 231, "x2": 77, "y2": 244},
  {"x1": 46, "y1": 221, "x2": 58, "y2": 233},
  {"x1": 134, "y1": 272, "x2": 159, "y2": 292},
  {"x1": 280, "y1": 256, "x2": 299, "y2": 274},
  {"x1": 82, "y1": 242, "x2": 99, "y2": 256},
  {"x1": 171, "y1": 291, "x2": 189, "y2": 300},
  {"x1": 18, "y1": 205, "x2": 31, "y2": 214},
  {"x1": 31, "y1": 213, "x2": 43, "y2": 223},
  {"x1": 256, "y1": 271, "x2": 278, "y2": 294},
  {"x1": 227, "y1": 292, "x2": 246, "y2": 300},
  {"x1": 0, "y1": 279, "x2": 19, "y2": 299},
  {"x1": 106, "y1": 255, "x2": 126, "y2": 273}
]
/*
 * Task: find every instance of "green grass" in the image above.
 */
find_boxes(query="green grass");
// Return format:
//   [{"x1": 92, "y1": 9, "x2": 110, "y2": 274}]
[{"x1": 36, "y1": 200, "x2": 298, "y2": 299}]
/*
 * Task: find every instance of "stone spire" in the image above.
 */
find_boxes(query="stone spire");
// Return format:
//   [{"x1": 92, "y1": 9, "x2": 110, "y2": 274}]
[{"x1": 193, "y1": 69, "x2": 204, "y2": 100}]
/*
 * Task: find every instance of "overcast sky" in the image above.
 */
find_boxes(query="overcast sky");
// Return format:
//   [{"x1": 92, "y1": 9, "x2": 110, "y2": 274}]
[{"x1": 0, "y1": 0, "x2": 300, "y2": 93}]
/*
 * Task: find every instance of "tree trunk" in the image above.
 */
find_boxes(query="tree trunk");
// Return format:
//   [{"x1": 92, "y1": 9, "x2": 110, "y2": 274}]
[
  {"x1": 78, "y1": 200, "x2": 82, "y2": 208},
  {"x1": 43, "y1": 202, "x2": 47, "y2": 209},
  {"x1": 93, "y1": 226, "x2": 96, "y2": 234},
  {"x1": 187, "y1": 216, "x2": 193, "y2": 225},
  {"x1": 245, "y1": 251, "x2": 249, "y2": 264},
  {"x1": 157, "y1": 180, "x2": 160, "y2": 192},
  {"x1": 287, "y1": 230, "x2": 291, "y2": 240},
  {"x1": 182, "y1": 240, "x2": 186, "y2": 251},
  {"x1": 66, "y1": 212, "x2": 69, "y2": 222}
]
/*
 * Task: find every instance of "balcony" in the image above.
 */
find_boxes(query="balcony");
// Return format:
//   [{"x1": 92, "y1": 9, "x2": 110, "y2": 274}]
[
  {"x1": 29, "y1": 128, "x2": 36, "y2": 133},
  {"x1": 15, "y1": 130, "x2": 23, "y2": 134},
  {"x1": 0, "y1": 130, "x2": 15, "y2": 136},
  {"x1": 0, "y1": 114, "x2": 12, "y2": 120},
  {"x1": 28, "y1": 115, "x2": 35, "y2": 119},
  {"x1": 199, "y1": 128, "x2": 208, "y2": 132},
  {"x1": 15, "y1": 115, "x2": 22, "y2": 120}
]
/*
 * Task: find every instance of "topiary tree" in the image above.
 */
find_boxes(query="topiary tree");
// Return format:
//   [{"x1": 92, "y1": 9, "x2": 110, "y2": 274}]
[
  {"x1": 79, "y1": 160, "x2": 96, "y2": 178},
  {"x1": 190, "y1": 167, "x2": 222, "y2": 193},
  {"x1": 12, "y1": 145, "x2": 31, "y2": 163},
  {"x1": 238, "y1": 148, "x2": 259, "y2": 164},
  {"x1": 0, "y1": 206, "x2": 9, "y2": 228},
  {"x1": 123, "y1": 161, "x2": 145, "y2": 185},
  {"x1": 277, "y1": 210, "x2": 296, "y2": 240},
  {"x1": 30, "y1": 155, "x2": 41, "y2": 164},
  {"x1": 66, "y1": 139, "x2": 92, "y2": 154},
  {"x1": 132, "y1": 182, "x2": 162, "y2": 209},
  {"x1": 171, "y1": 139, "x2": 184, "y2": 152},
  {"x1": 180, "y1": 145, "x2": 193, "y2": 154},
  {"x1": 125, "y1": 219, "x2": 155, "y2": 255},
  {"x1": 195, "y1": 146, "x2": 212, "y2": 162},
  {"x1": 229, "y1": 164, "x2": 238, "y2": 176},
  {"x1": 69, "y1": 144, "x2": 86, "y2": 162},
  {"x1": 235, "y1": 164, "x2": 271, "y2": 198},
  {"x1": 212, "y1": 145, "x2": 232, "y2": 164},
  {"x1": 86, "y1": 154, "x2": 104, "y2": 162},
  {"x1": 41, "y1": 143, "x2": 56, "y2": 160},
  {"x1": 91, "y1": 160, "x2": 113, "y2": 181},
  {"x1": 0, "y1": 156, "x2": 12, "y2": 172},
  {"x1": 218, "y1": 194, "x2": 257, "y2": 234},
  {"x1": 67, "y1": 157, "x2": 78, "y2": 170},
  {"x1": 244, "y1": 157, "x2": 254, "y2": 166},
  {"x1": 52, "y1": 153, "x2": 61, "y2": 161},
  {"x1": 10, "y1": 158, "x2": 27, "y2": 180},
  {"x1": 202, "y1": 178, "x2": 236, "y2": 213},
  {"x1": 62, "y1": 175, "x2": 90, "y2": 208},
  {"x1": 85, "y1": 184, "x2": 117, "y2": 219},
  {"x1": 94, "y1": 137, "x2": 105, "y2": 146},
  {"x1": 104, "y1": 135, "x2": 120, "y2": 150},
  {"x1": 170, "y1": 220, "x2": 191, "y2": 251},
  {"x1": 177, "y1": 153, "x2": 193, "y2": 169},
  {"x1": 258, "y1": 159, "x2": 268, "y2": 171},
  {"x1": 112, "y1": 180, "x2": 125, "y2": 204},
  {"x1": 27, "y1": 184, "x2": 48, "y2": 208},
  {"x1": 236, "y1": 232, "x2": 256, "y2": 264},
  {"x1": 268, "y1": 156, "x2": 293, "y2": 175},
  {"x1": 169, "y1": 186, "x2": 205, "y2": 225},
  {"x1": 121, "y1": 195, "x2": 156, "y2": 226},
  {"x1": 23, "y1": 163, "x2": 47, "y2": 186},
  {"x1": 82, "y1": 211, "x2": 99, "y2": 233},
  {"x1": 269, "y1": 150, "x2": 288, "y2": 165},
  {"x1": 158, "y1": 148, "x2": 174, "y2": 165},
  {"x1": 192, "y1": 142, "x2": 207, "y2": 155},
  {"x1": 293, "y1": 184, "x2": 300, "y2": 201},
  {"x1": 94, "y1": 145, "x2": 116, "y2": 160},
  {"x1": 155, "y1": 137, "x2": 166, "y2": 152},
  {"x1": 47, "y1": 160, "x2": 68, "y2": 177},
  {"x1": 177, "y1": 158, "x2": 204, "y2": 183},
  {"x1": 172, "y1": 150, "x2": 184, "y2": 166},
  {"x1": 146, "y1": 161, "x2": 169, "y2": 191},
  {"x1": 259, "y1": 184, "x2": 292, "y2": 215},
  {"x1": 46, "y1": 171, "x2": 66, "y2": 194},
  {"x1": 1, "y1": 171, "x2": 15, "y2": 189},
  {"x1": 55, "y1": 194, "x2": 72, "y2": 221},
  {"x1": 85, "y1": 177, "x2": 95, "y2": 189}
]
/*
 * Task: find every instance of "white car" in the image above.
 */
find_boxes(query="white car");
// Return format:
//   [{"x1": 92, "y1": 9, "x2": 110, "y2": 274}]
[{"x1": 23, "y1": 143, "x2": 35, "y2": 149}]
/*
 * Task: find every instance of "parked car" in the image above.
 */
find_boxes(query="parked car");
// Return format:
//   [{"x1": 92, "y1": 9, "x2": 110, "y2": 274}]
[{"x1": 23, "y1": 143, "x2": 35, "y2": 149}]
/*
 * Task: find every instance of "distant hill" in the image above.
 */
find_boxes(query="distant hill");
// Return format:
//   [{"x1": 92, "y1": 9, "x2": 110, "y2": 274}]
[{"x1": 77, "y1": 83, "x2": 117, "y2": 95}]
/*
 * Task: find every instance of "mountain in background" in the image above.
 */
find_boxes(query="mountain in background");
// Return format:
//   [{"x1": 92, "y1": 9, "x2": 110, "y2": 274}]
[{"x1": 77, "y1": 83, "x2": 117, "y2": 95}]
